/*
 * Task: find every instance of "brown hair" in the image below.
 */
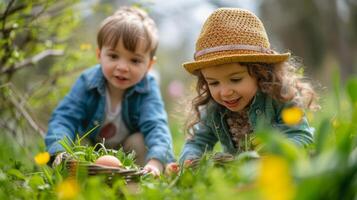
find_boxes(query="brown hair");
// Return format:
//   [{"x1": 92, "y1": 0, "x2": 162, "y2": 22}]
[
  {"x1": 185, "y1": 58, "x2": 320, "y2": 135},
  {"x1": 97, "y1": 7, "x2": 158, "y2": 58}
]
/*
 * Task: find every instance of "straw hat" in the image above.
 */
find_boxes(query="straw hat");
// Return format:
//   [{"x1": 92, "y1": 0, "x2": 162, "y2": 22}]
[{"x1": 183, "y1": 8, "x2": 290, "y2": 74}]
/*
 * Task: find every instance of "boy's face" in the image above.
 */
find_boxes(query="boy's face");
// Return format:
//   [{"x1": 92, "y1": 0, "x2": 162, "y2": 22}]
[
  {"x1": 201, "y1": 63, "x2": 258, "y2": 112},
  {"x1": 98, "y1": 39, "x2": 154, "y2": 93}
]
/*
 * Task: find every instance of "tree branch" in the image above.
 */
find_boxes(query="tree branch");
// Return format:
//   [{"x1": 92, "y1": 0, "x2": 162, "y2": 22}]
[
  {"x1": 0, "y1": 118, "x2": 18, "y2": 137},
  {"x1": 0, "y1": 3, "x2": 27, "y2": 21},
  {"x1": 1, "y1": 49, "x2": 64, "y2": 74},
  {"x1": 2, "y1": 83, "x2": 46, "y2": 137},
  {"x1": 1, "y1": 0, "x2": 15, "y2": 30}
]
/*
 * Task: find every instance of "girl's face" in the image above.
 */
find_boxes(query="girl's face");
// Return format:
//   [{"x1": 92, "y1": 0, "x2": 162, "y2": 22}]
[
  {"x1": 98, "y1": 38, "x2": 154, "y2": 94},
  {"x1": 201, "y1": 63, "x2": 258, "y2": 112}
]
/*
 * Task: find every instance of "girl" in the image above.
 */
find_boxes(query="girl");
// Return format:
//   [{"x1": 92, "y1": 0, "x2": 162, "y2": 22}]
[{"x1": 178, "y1": 8, "x2": 319, "y2": 164}]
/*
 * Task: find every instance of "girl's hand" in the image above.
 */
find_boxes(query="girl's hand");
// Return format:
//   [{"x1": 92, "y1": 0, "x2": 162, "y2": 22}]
[
  {"x1": 165, "y1": 162, "x2": 180, "y2": 176},
  {"x1": 184, "y1": 158, "x2": 200, "y2": 168},
  {"x1": 184, "y1": 159, "x2": 193, "y2": 168},
  {"x1": 143, "y1": 159, "x2": 163, "y2": 177}
]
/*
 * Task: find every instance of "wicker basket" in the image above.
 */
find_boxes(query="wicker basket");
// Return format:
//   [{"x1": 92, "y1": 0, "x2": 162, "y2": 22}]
[{"x1": 64, "y1": 159, "x2": 145, "y2": 182}]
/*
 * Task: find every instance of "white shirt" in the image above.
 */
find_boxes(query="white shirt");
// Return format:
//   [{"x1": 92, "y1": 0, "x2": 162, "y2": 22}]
[{"x1": 96, "y1": 88, "x2": 130, "y2": 149}]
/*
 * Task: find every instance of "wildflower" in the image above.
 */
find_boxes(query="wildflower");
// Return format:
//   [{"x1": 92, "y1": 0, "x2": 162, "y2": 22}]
[
  {"x1": 80, "y1": 43, "x2": 92, "y2": 51},
  {"x1": 281, "y1": 106, "x2": 303, "y2": 126},
  {"x1": 56, "y1": 178, "x2": 80, "y2": 200},
  {"x1": 34, "y1": 152, "x2": 50, "y2": 165},
  {"x1": 257, "y1": 155, "x2": 295, "y2": 200},
  {"x1": 332, "y1": 118, "x2": 340, "y2": 128}
]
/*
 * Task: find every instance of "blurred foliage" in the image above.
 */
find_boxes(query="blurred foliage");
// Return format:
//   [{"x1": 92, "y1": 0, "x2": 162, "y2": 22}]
[
  {"x1": 0, "y1": 0, "x2": 356, "y2": 199},
  {"x1": 0, "y1": 0, "x2": 80, "y2": 81},
  {"x1": 260, "y1": 0, "x2": 357, "y2": 80},
  {"x1": 0, "y1": 0, "x2": 85, "y2": 139},
  {"x1": 2, "y1": 0, "x2": 356, "y2": 140},
  {"x1": 0, "y1": 76, "x2": 356, "y2": 199}
]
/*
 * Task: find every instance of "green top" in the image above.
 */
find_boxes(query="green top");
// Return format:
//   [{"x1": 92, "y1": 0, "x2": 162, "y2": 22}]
[{"x1": 179, "y1": 91, "x2": 314, "y2": 163}]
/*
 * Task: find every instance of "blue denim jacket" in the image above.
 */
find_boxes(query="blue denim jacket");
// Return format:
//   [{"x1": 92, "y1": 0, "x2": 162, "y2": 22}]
[
  {"x1": 45, "y1": 64, "x2": 175, "y2": 164},
  {"x1": 179, "y1": 91, "x2": 314, "y2": 163}
]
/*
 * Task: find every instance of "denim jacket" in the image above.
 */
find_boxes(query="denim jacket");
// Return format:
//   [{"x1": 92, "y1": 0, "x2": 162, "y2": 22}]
[
  {"x1": 179, "y1": 91, "x2": 314, "y2": 163},
  {"x1": 45, "y1": 64, "x2": 175, "y2": 164}
]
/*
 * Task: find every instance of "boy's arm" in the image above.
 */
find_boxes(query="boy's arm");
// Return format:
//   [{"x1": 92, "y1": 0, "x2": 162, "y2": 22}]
[
  {"x1": 138, "y1": 77, "x2": 175, "y2": 165},
  {"x1": 179, "y1": 121, "x2": 218, "y2": 164},
  {"x1": 45, "y1": 74, "x2": 89, "y2": 155}
]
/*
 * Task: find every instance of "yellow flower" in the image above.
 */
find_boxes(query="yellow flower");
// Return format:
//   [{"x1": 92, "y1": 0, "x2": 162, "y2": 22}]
[
  {"x1": 56, "y1": 178, "x2": 80, "y2": 200},
  {"x1": 257, "y1": 155, "x2": 295, "y2": 200},
  {"x1": 80, "y1": 43, "x2": 92, "y2": 51},
  {"x1": 281, "y1": 106, "x2": 303, "y2": 126},
  {"x1": 332, "y1": 118, "x2": 340, "y2": 128},
  {"x1": 34, "y1": 152, "x2": 50, "y2": 165}
]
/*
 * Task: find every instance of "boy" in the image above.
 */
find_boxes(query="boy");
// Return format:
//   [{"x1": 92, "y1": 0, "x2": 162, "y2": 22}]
[{"x1": 45, "y1": 7, "x2": 175, "y2": 176}]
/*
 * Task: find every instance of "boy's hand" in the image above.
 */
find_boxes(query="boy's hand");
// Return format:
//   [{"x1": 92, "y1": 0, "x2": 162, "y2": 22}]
[
  {"x1": 143, "y1": 159, "x2": 163, "y2": 177},
  {"x1": 165, "y1": 162, "x2": 180, "y2": 176}
]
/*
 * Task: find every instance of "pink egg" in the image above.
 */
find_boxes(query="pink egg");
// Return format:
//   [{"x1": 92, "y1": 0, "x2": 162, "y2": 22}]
[{"x1": 94, "y1": 155, "x2": 122, "y2": 167}]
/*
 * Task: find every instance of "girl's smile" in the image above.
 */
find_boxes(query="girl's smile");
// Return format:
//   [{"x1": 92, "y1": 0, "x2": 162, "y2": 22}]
[
  {"x1": 223, "y1": 97, "x2": 242, "y2": 109},
  {"x1": 201, "y1": 63, "x2": 258, "y2": 112}
]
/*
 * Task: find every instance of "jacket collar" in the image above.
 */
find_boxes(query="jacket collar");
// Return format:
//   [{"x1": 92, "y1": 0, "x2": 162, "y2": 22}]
[
  {"x1": 248, "y1": 90, "x2": 265, "y2": 113},
  {"x1": 87, "y1": 64, "x2": 151, "y2": 96}
]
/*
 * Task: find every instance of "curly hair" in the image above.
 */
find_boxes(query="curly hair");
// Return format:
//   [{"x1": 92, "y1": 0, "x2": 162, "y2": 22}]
[{"x1": 185, "y1": 59, "x2": 320, "y2": 135}]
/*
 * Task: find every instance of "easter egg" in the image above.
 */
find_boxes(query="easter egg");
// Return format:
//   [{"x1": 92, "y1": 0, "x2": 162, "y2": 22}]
[{"x1": 94, "y1": 155, "x2": 122, "y2": 168}]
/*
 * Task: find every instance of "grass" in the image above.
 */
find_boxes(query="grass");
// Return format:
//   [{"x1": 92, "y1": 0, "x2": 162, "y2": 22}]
[{"x1": 0, "y1": 77, "x2": 356, "y2": 199}]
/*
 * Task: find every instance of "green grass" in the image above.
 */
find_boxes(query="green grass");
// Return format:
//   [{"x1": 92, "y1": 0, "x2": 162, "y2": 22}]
[{"x1": 0, "y1": 77, "x2": 357, "y2": 199}]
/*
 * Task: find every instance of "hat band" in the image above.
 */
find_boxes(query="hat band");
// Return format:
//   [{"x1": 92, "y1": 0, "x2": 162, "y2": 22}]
[{"x1": 194, "y1": 44, "x2": 275, "y2": 59}]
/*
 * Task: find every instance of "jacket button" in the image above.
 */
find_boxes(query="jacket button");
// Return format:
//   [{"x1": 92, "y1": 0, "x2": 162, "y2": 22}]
[{"x1": 255, "y1": 109, "x2": 262, "y2": 115}]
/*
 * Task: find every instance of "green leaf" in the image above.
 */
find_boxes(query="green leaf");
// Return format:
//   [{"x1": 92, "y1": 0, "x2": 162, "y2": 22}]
[
  {"x1": 332, "y1": 68, "x2": 341, "y2": 112},
  {"x1": 346, "y1": 77, "x2": 357, "y2": 104},
  {"x1": 28, "y1": 174, "x2": 46, "y2": 189},
  {"x1": 7, "y1": 168, "x2": 26, "y2": 180},
  {"x1": 315, "y1": 118, "x2": 332, "y2": 154}
]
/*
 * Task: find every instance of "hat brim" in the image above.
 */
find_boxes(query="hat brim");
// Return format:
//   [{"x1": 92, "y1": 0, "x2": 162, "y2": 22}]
[{"x1": 183, "y1": 53, "x2": 291, "y2": 74}]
